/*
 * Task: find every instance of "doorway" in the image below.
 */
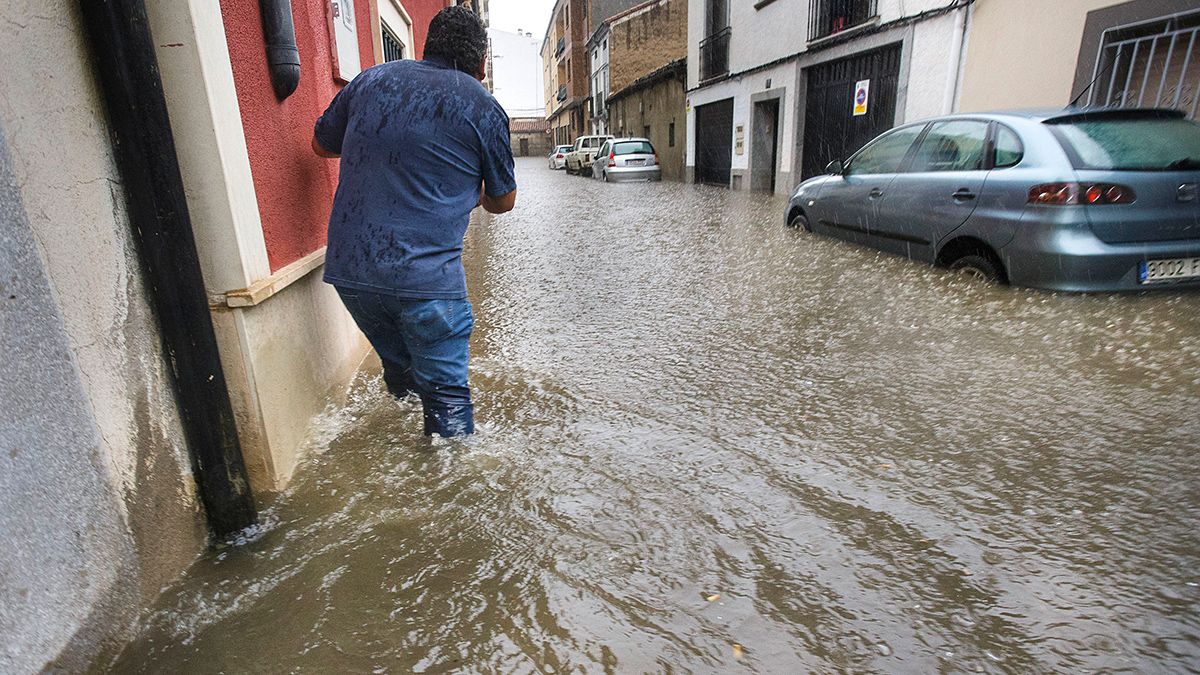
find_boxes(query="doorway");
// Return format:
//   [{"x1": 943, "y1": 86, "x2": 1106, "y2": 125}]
[
  {"x1": 751, "y1": 98, "x2": 779, "y2": 192},
  {"x1": 694, "y1": 98, "x2": 734, "y2": 186},
  {"x1": 801, "y1": 44, "x2": 902, "y2": 180},
  {"x1": 519, "y1": 138, "x2": 530, "y2": 157}
]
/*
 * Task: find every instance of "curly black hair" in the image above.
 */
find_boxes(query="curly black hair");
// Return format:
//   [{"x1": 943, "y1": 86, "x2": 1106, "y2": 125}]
[{"x1": 424, "y1": 7, "x2": 488, "y2": 76}]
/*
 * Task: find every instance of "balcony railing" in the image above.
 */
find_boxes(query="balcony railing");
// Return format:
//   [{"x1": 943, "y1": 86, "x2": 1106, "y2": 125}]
[
  {"x1": 808, "y1": 0, "x2": 877, "y2": 42},
  {"x1": 557, "y1": 84, "x2": 568, "y2": 102},
  {"x1": 555, "y1": 36, "x2": 566, "y2": 58},
  {"x1": 699, "y1": 27, "x2": 731, "y2": 82}
]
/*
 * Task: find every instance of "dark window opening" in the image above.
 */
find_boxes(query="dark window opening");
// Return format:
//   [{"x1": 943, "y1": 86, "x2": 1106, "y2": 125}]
[
  {"x1": 808, "y1": 0, "x2": 878, "y2": 42},
  {"x1": 669, "y1": 121, "x2": 676, "y2": 147},
  {"x1": 381, "y1": 22, "x2": 405, "y2": 62}
]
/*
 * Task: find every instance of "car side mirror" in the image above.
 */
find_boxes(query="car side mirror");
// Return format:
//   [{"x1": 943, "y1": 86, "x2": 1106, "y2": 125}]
[{"x1": 826, "y1": 160, "x2": 844, "y2": 175}]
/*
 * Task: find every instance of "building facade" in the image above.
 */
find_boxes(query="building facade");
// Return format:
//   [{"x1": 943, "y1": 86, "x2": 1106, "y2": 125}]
[
  {"x1": 0, "y1": 0, "x2": 463, "y2": 667},
  {"x1": 542, "y1": 0, "x2": 592, "y2": 145},
  {"x1": 686, "y1": 0, "x2": 974, "y2": 193},
  {"x1": 490, "y1": 27, "x2": 546, "y2": 118},
  {"x1": 588, "y1": 23, "x2": 612, "y2": 135},
  {"x1": 510, "y1": 117, "x2": 554, "y2": 157},
  {"x1": 607, "y1": 0, "x2": 689, "y2": 181},
  {"x1": 959, "y1": 0, "x2": 1199, "y2": 120}
]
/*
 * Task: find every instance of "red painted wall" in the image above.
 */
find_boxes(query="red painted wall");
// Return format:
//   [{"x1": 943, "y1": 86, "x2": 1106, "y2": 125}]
[
  {"x1": 221, "y1": 0, "x2": 376, "y2": 272},
  {"x1": 404, "y1": 0, "x2": 451, "y2": 58}
]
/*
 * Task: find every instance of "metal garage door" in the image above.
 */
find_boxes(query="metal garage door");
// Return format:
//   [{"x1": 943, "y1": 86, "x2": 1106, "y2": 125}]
[
  {"x1": 695, "y1": 98, "x2": 734, "y2": 186},
  {"x1": 801, "y1": 44, "x2": 902, "y2": 180}
]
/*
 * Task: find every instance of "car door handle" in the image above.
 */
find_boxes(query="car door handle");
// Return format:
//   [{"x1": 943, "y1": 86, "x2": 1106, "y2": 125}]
[
  {"x1": 952, "y1": 189, "x2": 977, "y2": 201},
  {"x1": 869, "y1": 188, "x2": 884, "y2": 199}
]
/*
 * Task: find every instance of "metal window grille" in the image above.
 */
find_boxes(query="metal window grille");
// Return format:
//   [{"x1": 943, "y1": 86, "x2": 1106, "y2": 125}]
[
  {"x1": 700, "y1": 26, "x2": 731, "y2": 82},
  {"x1": 1086, "y1": 10, "x2": 1200, "y2": 119},
  {"x1": 381, "y1": 22, "x2": 405, "y2": 62},
  {"x1": 808, "y1": 0, "x2": 878, "y2": 42}
]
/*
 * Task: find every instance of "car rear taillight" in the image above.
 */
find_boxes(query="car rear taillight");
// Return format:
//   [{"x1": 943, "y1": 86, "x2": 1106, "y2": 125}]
[
  {"x1": 1028, "y1": 182, "x2": 1136, "y2": 205},
  {"x1": 556, "y1": 153, "x2": 564, "y2": 158},
  {"x1": 654, "y1": 152, "x2": 660, "y2": 165},
  {"x1": 608, "y1": 151, "x2": 616, "y2": 168}
]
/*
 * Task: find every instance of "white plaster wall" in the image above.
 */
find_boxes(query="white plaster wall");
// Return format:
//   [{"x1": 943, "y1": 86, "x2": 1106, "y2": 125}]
[
  {"x1": 213, "y1": 272, "x2": 369, "y2": 492},
  {"x1": 145, "y1": 0, "x2": 270, "y2": 295},
  {"x1": 727, "y1": 0, "x2": 809, "y2": 76},
  {"x1": 902, "y1": 11, "x2": 961, "y2": 122},
  {"x1": 380, "y1": 0, "x2": 415, "y2": 58},
  {"x1": 685, "y1": 60, "x2": 797, "y2": 174},
  {"x1": 686, "y1": 0, "x2": 703, "y2": 89},
  {"x1": 877, "y1": 0, "x2": 957, "y2": 21},
  {"x1": 0, "y1": 0, "x2": 207, "y2": 669},
  {"x1": 490, "y1": 28, "x2": 546, "y2": 117}
]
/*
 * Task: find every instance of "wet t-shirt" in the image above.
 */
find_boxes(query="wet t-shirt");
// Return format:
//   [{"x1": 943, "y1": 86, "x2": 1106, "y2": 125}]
[{"x1": 314, "y1": 56, "x2": 516, "y2": 299}]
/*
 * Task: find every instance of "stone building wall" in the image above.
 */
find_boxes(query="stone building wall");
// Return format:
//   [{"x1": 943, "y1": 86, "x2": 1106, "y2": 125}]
[{"x1": 609, "y1": 0, "x2": 687, "y2": 95}]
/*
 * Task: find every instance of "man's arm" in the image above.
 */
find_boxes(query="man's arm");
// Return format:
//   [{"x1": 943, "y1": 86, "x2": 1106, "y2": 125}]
[
  {"x1": 479, "y1": 187, "x2": 516, "y2": 214},
  {"x1": 312, "y1": 136, "x2": 339, "y2": 159}
]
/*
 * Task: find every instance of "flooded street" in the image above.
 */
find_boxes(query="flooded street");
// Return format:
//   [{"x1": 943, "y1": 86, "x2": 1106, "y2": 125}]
[{"x1": 109, "y1": 158, "x2": 1200, "y2": 673}]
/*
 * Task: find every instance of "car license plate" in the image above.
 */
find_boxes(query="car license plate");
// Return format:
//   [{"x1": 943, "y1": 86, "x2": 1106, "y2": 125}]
[
  {"x1": 627, "y1": 159, "x2": 645, "y2": 166},
  {"x1": 1139, "y1": 257, "x2": 1200, "y2": 283}
]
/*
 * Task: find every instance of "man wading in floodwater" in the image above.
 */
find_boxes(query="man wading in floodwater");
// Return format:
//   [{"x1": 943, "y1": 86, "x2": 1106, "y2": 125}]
[{"x1": 313, "y1": 7, "x2": 516, "y2": 437}]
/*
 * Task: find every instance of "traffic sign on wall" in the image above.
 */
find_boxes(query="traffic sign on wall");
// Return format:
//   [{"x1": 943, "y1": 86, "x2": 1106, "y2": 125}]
[{"x1": 853, "y1": 79, "x2": 870, "y2": 117}]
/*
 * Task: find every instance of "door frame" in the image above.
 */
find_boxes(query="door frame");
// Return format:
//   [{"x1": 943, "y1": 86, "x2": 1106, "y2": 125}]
[
  {"x1": 792, "y1": 26, "x2": 914, "y2": 187},
  {"x1": 749, "y1": 88, "x2": 785, "y2": 193},
  {"x1": 694, "y1": 97, "x2": 735, "y2": 186}
]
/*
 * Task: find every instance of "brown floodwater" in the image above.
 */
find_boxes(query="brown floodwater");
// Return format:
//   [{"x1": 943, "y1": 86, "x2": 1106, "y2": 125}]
[{"x1": 105, "y1": 158, "x2": 1200, "y2": 673}]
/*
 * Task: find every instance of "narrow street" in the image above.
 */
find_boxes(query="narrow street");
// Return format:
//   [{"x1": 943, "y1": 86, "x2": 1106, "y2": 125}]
[{"x1": 109, "y1": 158, "x2": 1200, "y2": 673}]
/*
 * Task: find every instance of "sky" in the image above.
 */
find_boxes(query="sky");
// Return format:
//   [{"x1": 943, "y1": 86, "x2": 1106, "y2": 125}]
[
  {"x1": 487, "y1": 0, "x2": 557, "y2": 117},
  {"x1": 489, "y1": 0, "x2": 558, "y2": 40}
]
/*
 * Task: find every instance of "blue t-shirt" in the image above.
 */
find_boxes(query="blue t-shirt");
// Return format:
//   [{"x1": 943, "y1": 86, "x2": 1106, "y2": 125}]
[{"x1": 314, "y1": 57, "x2": 516, "y2": 299}]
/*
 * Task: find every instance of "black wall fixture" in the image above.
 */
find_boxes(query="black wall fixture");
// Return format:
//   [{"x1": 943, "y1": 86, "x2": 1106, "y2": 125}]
[
  {"x1": 78, "y1": 0, "x2": 259, "y2": 538},
  {"x1": 260, "y1": 0, "x2": 301, "y2": 99}
]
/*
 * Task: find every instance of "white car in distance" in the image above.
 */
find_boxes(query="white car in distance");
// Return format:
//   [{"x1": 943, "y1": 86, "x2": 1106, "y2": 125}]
[
  {"x1": 548, "y1": 145, "x2": 572, "y2": 170},
  {"x1": 565, "y1": 135, "x2": 613, "y2": 176}
]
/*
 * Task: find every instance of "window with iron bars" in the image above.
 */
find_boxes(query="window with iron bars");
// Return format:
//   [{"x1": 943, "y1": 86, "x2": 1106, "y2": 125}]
[
  {"x1": 808, "y1": 0, "x2": 877, "y2": 42},
  {"x1": 700, "y1": 26, "x2": 731, "y2": 82},
  {"x1": 1085, "y1": 9, "x2": 1200, "y2": 119},
  {"x1": 381, "y1": 21, "x2": 405, "y2": 62}
]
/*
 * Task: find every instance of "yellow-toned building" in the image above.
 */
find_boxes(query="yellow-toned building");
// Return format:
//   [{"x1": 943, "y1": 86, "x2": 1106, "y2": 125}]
[{"x1": 959, "y1": 0, "x2": 1198, "y2": 119}]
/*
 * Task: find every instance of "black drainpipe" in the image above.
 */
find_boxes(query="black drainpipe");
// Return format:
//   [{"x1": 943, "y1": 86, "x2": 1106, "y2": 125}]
[
  {"x1": 78, "y1": 0, "x2": 258, "y2": 538},
  {"x1": 260, "y1": 0, "x2": 301, "y2": 99}
]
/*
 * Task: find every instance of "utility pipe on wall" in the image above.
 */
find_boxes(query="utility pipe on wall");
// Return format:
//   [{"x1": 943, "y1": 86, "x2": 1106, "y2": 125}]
[
  {"x1": 260, "y1": 0, "x2": 301, "y2": 99},
  {"x1": 78, "y1": 0, "x2": 258, "y2": 538},
  {"x1": 943, "y1": 0, "x2": 975, "y2": 115}
]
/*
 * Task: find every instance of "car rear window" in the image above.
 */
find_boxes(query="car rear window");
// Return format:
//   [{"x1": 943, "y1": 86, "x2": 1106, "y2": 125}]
[
  {"x1": 614, "y1": 141, "x2": 654, "y2": 155},
  {"x1": 1048, "y1": 116, "x2": 1200, "y2": 171}
]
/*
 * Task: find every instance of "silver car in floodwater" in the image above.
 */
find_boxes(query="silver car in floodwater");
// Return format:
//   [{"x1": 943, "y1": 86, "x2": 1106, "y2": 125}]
[
  {"x1": 786, "y1": 108, "x2": 1200, "y2": 291},
  {"x1": 592, "y1": 138, "x2": 663, "y2": 183}
]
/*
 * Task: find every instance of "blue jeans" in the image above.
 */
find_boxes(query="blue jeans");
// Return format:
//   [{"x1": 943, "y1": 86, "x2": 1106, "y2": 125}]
[{"x1": 335, "y1": 288, "x2": 474, "y2": 436}]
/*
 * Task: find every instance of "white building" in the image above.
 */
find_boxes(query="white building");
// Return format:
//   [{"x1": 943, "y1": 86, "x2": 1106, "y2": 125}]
[
  {"x1": 686, "y1": 0, "x2": 972, "y2": 194},
  {"x1": 588, "y1": 22, "x2": 611, "y2": 135},
  {"x1": 489, "y1": 27, "x2": 546, "y2": 118}
]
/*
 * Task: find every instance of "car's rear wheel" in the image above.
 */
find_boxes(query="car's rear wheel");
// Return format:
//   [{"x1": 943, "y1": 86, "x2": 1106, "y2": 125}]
[
  {"x1": 788, "y1": 212, "x2": 811, "y2": 232},
  {"x1": 950, "y1": 253, "x2": 1001, "y2": 283}
]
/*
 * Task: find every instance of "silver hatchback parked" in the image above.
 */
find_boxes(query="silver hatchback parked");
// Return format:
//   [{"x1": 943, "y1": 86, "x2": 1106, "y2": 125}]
[
  {"x1": 592, "y1": 138, "x2": 663, "y2": 183},
  {"x1": 786, "y1": 108, "x2": 1200, "y2": 291}
]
